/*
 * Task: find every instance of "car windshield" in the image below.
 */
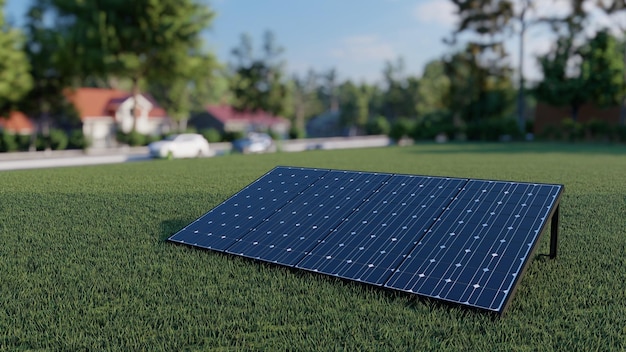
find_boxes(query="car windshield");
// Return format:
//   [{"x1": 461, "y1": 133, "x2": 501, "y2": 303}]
[{"x1": 165, "y1": 135, "x2": 178, "y2": 141}]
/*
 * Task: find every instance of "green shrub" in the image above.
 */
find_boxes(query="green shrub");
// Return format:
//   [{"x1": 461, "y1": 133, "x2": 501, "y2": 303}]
[
  {"x1": 540, "y1": 124, "x2": 562, "y2": 141},
  {"x1": 585, "y1": 119, "x2": 610, "y2": 141},
  {"x1": 288, "y1": 126, "x2": 306, "y2": 140},
  {"x1": 201, "y1": 128, "x2": 222, "y2": 143},
  {"x1": 222, "y1": 131, "x2": 245, "y2": 142},
  {"x1": 616, "y1": 125, "x2": 626, "y2": 143},
  {"x1": 16, "y1": 134, "x2": 32, "y2": 151},
  {"x1": 0, "y1": 131, "x2": 18, "y2": 152},
  {"x1": 127, "y1": 131, "x2": 146, "y2": 146},
  {"x1": 466, "y1": 118, "x2": 521, "y2": 141},
  {"x1": 388, "y1": 119, "x2": 414, "y2": 142},
  {"x1": 561, "y1": 118, "x2": 583, "y2": 142},
  {"x1": 365, "y1": 116, "x2": 391, "y2": 136},
  {"x1": 49, "y1": 129, "x2": 69, "y2": 150},
  {"x1": 68, "y1": 130, "x2": 90, "y2": 150}
]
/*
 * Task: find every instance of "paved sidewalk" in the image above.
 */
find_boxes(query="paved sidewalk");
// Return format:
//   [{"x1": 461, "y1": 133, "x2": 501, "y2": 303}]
[{"x1": 0, "y1": 147, "x2": 150, "y2": 171}]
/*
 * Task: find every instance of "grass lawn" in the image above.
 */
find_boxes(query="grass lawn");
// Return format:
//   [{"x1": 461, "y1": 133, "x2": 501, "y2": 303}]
[{"x1": 0, "y1": 142, "x2": 625, "y2": 350}]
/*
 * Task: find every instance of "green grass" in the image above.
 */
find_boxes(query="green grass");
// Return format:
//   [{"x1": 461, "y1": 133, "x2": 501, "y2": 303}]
[{"x1": 0, "y1": 142, "x2": 625, "y2": 350}]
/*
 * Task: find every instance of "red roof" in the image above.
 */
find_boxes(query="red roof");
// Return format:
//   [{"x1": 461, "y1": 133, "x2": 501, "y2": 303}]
[
  {"x1": 65, "y1": 87, "x2": 167, "y2": 120},
  {"x1": 0, "y1": 111, "x2": 34, "y2": 134},
  {"x1": 206, "y1": 105, "x2": 287, "y2": 126}
]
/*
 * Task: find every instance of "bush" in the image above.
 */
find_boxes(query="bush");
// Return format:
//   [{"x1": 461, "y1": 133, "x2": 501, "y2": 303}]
[
  {"x1": 117, "y1": 131, "x2": 147, "y2": 146},
  {"x1": 201, "y1": 128, "x2": 222, "y2": 143},
  {"x1": 49, "y1": 129, "x2": 69, "y2": 150},
  {"x1": 466, "y1": 118, "x2": 521, "y2": 141},
  {"x1": 127, "y1": 131, "x2": 146, "y2": 146},
  {"x1": 222, "y1": 131, "x2": 245, "y2": 142},
  {"x1": 540, "y1": 124, "x2": 562, "y2": 141},
  {"x1": 389, "y1": 119, "x2": 414, "y2": 142},
  {"x1": 16, "y1": 134, "x2": 31, "y2": 151},
  {"x1": 585, "y1": 119, "x2": 610, "y2": 141},
  {"x1": 561, "y1": 118, "x2": 583, "y2": 142},
  {"x1": 288, "y1": 126, "x2": 306, "y2": 140},
  {"x1": 616, "y1": 125, "x2": 626, "y2": 143},
  {"x1": 365, "y1": 116, "x2": 391, "y2": 136},
  {"x1": 0, "y1": 131, "x2": 18, "y2": 152},
  {"x1": 68, "y1": 130, "x2": 90, "y2": 150}
]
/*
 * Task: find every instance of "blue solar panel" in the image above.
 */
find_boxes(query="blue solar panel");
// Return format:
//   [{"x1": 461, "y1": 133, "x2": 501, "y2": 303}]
[
  {"x1": 168, "y1": 167, "x2": 329, "y2": 251},
  {"x1": 168, "y1": 166, "x2": 563, "y2": 315},
  {"x1": 296, "y1": 176, "x2": 465, "y2": 286},
  {"x1": 384, "y1": 180, "x2": 562, "y2": 312},
  {"x1": 225, "y1": 170, "x2": 391, "y2": 266}
]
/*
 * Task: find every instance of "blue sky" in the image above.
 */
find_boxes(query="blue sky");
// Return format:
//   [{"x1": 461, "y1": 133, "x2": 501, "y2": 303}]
[{"x1": 5, "y1": 1, "x2": 624, "y2": 84}]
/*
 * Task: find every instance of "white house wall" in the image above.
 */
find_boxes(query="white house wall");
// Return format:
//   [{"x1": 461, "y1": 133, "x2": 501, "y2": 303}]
[
  {"x1": 83, "y1": 117, "x2": 115, "y2": 148},
  {"x1": 116, "y1": 95, "x2": 153, "y2": 134}
]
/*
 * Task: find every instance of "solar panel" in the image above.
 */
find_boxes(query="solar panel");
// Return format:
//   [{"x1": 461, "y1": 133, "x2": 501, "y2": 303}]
[{"x1": 168, "y1": 166, "x2": 563, "y2": 315}]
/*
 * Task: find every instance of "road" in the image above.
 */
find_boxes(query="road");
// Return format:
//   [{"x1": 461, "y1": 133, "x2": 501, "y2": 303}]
[{"x1": 0, "y1": 136, "x2": 392, "y2": 172}]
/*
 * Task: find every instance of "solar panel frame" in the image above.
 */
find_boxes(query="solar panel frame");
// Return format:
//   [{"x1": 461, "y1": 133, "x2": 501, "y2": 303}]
[{"x1": 167, "y1": 166, "x2": 563, "y2": 316}]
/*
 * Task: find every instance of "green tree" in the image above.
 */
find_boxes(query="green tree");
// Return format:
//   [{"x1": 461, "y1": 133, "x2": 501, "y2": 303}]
[
  {"x1": 535, "y1": 29, "x2": 623, "y2": 121},
  {"x1": 448, "y1": 0, "x2": 574, "y2": 132},
  {"x1": 291, "y1": 69, "x2": 323, "y2": 135},
  {"x1": 148, "y1": 53, "x2": 219, "y2": 131},
  {"x1": 597, "y1": 1, "x2": 626, "y2": 125},
  {"x1": 230, "y1": 31, "x2": 292, "y2": 117},
  {"x1": 21, "y1": 3, "x2": 78, "y2": 150},
  {"x1": 444, "y1": 44, "x2": 515, "y2": 131},
  {"x1": 0, "y1": 0, "x2": 32, "y2": 116},
  {"x1": 381, "y1": 57, "x2": 419, "y2": 121},
  {"x1": 44, "y1": 0, "x2": 214, "y2": 132},
  {"x1": 417, "y1": 60, "x2": 450, "y2": 118},
  {"x1": 338, "y1": 80, "x2": 373, "y2": 135}
]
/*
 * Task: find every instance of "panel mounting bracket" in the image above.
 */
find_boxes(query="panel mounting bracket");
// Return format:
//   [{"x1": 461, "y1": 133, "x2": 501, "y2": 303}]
[{"x1": 549, "y1": 204, "x2": 560, "y2": 259}]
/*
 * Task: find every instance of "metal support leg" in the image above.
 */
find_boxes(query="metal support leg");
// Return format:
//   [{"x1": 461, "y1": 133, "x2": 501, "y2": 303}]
[{"x1": 550, "y1": 205, "x2": 560, "y2": 259}]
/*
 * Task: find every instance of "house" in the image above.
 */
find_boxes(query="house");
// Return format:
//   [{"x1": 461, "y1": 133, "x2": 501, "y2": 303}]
[
  {"x1": 306, "y1": 110, "x2": 354, "y2": 138},
  {"x1": 65, "y1": 88, "x2": 172, "y2": 148},
  {"x1": 0, "y1": 111, "x2": 34, "y2": 135},
  {"x1": 189, "y1": 105, "x2": 290, "y2": 137}
]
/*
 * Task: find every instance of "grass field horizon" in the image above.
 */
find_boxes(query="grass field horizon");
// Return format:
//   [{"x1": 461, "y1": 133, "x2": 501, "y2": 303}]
[{"x1": 1, "y1": 142, "x2": 625, "y2": 350}]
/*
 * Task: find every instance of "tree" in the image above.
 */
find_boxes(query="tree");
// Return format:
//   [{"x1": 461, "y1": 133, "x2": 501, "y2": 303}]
[
  {"x1": 229, "y1": 31, "x2": 292, "y2": 117},
  {"x1": 448, "y1": 0, "x2": 581, "y2": 132},
  {"x1": 148, "y1": 53, "x2": 219, "y2": 131},
  {"x1": 291, "y1": 69, "x2": 322, "y2": 134},
  {"x1": 0, "y1": 0, "x2": 32, "y2": 116},
  {"x1": 338, "y1": 80, "x2": 373, "y2": 135},
  {"x1": 444, "y1": 44, "x2": 515, "y2": 128},
  {"x1": 20, "y1": 2, "x2": 77, "y2": 150},
  {"x1": 416, "y1": 60, "x2": 450, "y2": 118},
  {"x1": 597, "y1": 0, "x2": 626, "y2": 124},
  {"x1": 380, "y1": 57, "x2": 419, "y2": 120},
  {"x1": 44, "y1": 0, "x2": 215, "y2": 132},
  {"x1": 536, "y1": 29, "x2": 626, "y2": 121}
]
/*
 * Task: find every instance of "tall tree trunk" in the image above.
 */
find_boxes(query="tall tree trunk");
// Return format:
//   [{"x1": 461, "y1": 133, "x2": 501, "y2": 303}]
[
  {"x1": 619, "y1": 43, "x2": 626, "y2": 126},
  {"x1": 131, "y1": 76, "x2": 140, "y2": 133},
  {"x1": 517, "y1": 15, "x2": 526, "y2": 134}
]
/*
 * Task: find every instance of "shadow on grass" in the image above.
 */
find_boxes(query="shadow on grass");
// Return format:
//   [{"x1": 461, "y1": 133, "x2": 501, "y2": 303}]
[
  {"x1": 159, "y1": 219, "x2": 192, "y2": 242},
  {"x1": 404, "y1": 142, "x2": 626, "y2": 155}
]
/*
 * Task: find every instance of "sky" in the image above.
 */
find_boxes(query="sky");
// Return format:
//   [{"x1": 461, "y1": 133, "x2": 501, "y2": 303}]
[{"x1": 5, "y1": 0, "x2": 625, "y2": 85}]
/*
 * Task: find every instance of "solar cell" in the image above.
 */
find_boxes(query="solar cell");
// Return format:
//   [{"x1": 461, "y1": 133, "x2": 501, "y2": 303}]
[{"x1": 168, "y1": 166, "x2": 563, "y2": 315}]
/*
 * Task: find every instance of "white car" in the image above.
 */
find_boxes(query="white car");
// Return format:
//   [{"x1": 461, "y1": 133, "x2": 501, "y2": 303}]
[{"x1": 148, "y1": 133, "x2": 210, "y2": 159}]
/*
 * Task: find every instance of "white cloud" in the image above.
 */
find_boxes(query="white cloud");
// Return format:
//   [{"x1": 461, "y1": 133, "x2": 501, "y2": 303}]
[
  {"x1": 413, "y1": 1, "x2": 456, "y2": 27},
  {"x1": 330, "y1": 35, "x2": 397, "y2": 62}
]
